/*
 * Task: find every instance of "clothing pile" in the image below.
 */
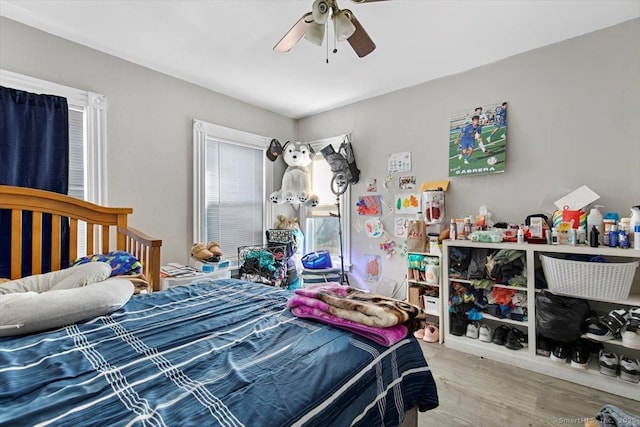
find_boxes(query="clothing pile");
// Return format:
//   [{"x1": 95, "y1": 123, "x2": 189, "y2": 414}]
[
  {"x1": 287, "y1": 283, "x2": 426, "y2": 346},
  {"x1": 449, "y1": 248, "x2": 529, "y2": 326}
]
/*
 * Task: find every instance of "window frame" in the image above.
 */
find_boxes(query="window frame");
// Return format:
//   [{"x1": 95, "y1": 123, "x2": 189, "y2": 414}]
[
  {"x1": 0, "y1": 69, "x2": 108, "y2": 204},
  {"x1": 192, "y1": 119, "x2": 273, "y2": 261},
  {"x1": 300, "y1": 134, "x2": 351, "y2": 267}
]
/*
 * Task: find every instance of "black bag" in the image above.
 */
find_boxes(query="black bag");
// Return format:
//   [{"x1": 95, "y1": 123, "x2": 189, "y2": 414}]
[{"x1": 535, "y1": 291, "x2": 590, "y2": 342}]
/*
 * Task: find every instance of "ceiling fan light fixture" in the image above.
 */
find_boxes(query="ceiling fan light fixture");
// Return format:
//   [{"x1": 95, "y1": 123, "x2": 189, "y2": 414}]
[
  {"x1": 305, "y1": 21, "x2": 326, "y2": 46},
  {"x1": 311, "y1": 0, "x2": 330, "y2": 24},
  {"x1": 334, "y1": 10, "x2": 356, "y2": 42}
]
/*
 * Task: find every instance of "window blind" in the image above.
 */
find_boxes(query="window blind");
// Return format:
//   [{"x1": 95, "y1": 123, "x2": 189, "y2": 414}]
[{"x1": 205, "y1": 137, "x2": 265, "y2": 257}]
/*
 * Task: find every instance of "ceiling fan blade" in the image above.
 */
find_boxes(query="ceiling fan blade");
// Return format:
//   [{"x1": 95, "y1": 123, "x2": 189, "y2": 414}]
[
  {"x1": 350, "y1": 0, "x2": 389, "y2": 3},
  {"x1": 346, "y1": 13, "x2": 376, "y2": 58},
  {"x1": 273, "y1": 12, "x2": 314, "y2": 52}
]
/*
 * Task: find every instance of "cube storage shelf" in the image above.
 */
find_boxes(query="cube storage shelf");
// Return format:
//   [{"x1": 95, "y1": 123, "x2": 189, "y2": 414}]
[
  {"x1": 442, "y1": 239, "x2": 640, "y2": 401},
  {"x1": 407, "y1": 252, "x2": 443, "y2": 344}
]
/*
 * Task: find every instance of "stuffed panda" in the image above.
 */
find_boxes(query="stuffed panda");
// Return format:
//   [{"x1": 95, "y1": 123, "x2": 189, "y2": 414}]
[{"x1": 270, "y1": 142, "x2": 319, "y2": 207}]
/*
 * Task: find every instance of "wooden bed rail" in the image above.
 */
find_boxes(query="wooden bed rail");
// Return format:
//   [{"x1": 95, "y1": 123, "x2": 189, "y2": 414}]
[{"x1": 0, "y1": 185, "x2": 162, "y2": 292}]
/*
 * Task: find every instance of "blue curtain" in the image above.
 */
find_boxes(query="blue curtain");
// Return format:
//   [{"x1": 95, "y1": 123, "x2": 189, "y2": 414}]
[{"x1": 0, "y1": 86, "x2": 70, "y2": 277}]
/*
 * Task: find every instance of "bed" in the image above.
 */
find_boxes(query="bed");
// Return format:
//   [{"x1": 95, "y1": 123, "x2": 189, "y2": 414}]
[
  {"x1": 0, "y1": 185, "x2": 439, "y2": 426},
  {"x1": 0, "y1": 185, "x2": 162, "y2": 292}
]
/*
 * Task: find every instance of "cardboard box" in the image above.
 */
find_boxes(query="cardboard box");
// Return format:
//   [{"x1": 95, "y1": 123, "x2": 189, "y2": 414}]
[{"x1": 408, "y1": 286, "x2": 424, "y2": 307}]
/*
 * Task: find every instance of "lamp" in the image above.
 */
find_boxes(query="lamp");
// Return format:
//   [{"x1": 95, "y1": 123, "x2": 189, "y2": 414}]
[
  {"x1": 311, "y1": 0, "x2": 330, "y2": 24},
  {"x1": 333, "y1": 10, "x2": 356, "y2": 42},
  {"x1": 304, "y1": 21, "x2": 326, "y2": 46}
]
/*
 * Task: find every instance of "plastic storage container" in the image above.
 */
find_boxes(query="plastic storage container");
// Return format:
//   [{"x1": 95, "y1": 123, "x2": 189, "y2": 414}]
[{"x1": 540, "y1": 254, "x2": 638, "y2": 301}]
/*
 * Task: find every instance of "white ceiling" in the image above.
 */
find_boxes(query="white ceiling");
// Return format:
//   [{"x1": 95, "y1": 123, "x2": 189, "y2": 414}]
[{"x1": 1, "y1": 0, "x2": 639, "y2": 119}]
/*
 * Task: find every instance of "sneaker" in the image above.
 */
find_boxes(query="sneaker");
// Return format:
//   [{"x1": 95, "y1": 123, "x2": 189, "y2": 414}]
[
  {"x1": 621, "y1": 307, "x2": 640, "y2": 350},
  {"x1": 458, "y1": 154, "x2": 463, "y2": 160},
  {"x1": 479, "y1": 324, "x2": 492, "y2": 343},
  {"x1": 466, "y1": 322, "x2": 479, "y2": 339},
  {"x1": 505, "y1": 328, "x2": 526, "y2": 351},
  {"x1": 492, "y1": 325, "x2": 510, "y2": 345},
  {"x1": 601, "y1": 308, "x2": 628, "y2": 336},
  {"x1": 463, "y1": 159, "x2": 469, "y2": 165},
  {"x1": 423, "y1": 325, "x2": 439, "y2": 343},
  {"x1": 619, "y1": 356, "x2": 640, "y2": 383},
  {"x1": 585, "y1": 317, "x2": 617, "y2": 342},
  {"x1": 536, "y1": 335, "x2": 554, "y2": 357},
  {"x1": 598, "y1": 350, "x2": 619, "y2": 377},
  {"x1": 486, "y1": 136, "x2": 491, "y2": 143},
  {"x1": 570, "y1": 341, "x2": 590, "y2": 369},
  {"x1": 550, "y1": 342, "x2": 571, "y2": 363}
]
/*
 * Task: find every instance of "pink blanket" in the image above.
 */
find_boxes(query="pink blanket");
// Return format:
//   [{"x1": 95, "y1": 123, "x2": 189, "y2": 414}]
[
  {"x1": 287, "y1": 283, "x2": 425, "y2": 346},
  {"x1": 288, "y1": 303, "x2": 408, "y2": 347}
]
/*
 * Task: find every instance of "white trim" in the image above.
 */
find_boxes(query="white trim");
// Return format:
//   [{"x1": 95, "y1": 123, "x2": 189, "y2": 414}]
[
  {"x1": 192, "y1": 119, "x2": 273, "y2": 245},
  {"x1": 0, "y1": 69, "x2": 108, "y2": 204}
]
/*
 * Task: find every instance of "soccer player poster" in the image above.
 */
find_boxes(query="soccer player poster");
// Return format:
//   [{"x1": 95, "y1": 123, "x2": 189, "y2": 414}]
[{"x1": 448, "y1": 102, "x2": 507, "y2": 177}]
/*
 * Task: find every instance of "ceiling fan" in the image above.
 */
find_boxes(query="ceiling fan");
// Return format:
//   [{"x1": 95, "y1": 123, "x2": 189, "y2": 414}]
[{"x1": 273, "y1": 0, "x2": 387, "y2": 58}]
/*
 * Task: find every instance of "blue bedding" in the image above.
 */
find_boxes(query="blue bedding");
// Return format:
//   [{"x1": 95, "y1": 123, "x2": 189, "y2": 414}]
[{"x1": 0, "y1": 279, "x2": 438, "y2": 426}]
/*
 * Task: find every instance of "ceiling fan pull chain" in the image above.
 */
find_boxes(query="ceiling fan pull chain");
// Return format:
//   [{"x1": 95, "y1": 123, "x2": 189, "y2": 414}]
[{"x1": 326, "y1": 21, "x2": 330, "y2": 64}]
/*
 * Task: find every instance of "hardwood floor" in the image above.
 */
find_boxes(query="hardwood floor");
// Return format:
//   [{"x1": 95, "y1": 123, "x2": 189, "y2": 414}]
[{"x1": 417, "y1": 342, "x2": 638, "y2": 426}]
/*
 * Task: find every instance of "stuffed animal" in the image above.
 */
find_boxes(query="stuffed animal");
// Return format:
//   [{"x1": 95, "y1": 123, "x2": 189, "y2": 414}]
[
  {"x1": 277, "y1": 214, "x2": 299, "y2": 230},
  {"x1": 269, "y1": 142, "x2": 319, "y2": 207}
]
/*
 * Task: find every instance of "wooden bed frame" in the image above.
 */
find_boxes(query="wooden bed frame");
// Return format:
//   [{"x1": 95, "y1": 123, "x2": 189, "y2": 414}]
[{"x1": 0, "y1": 185, "x2": 162, "y2": 292}]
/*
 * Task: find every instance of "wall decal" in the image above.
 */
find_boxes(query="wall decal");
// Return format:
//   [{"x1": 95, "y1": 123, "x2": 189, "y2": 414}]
[
  {"x1": 356, "y1": 195, "x2": 382, "y2": 216},
  {"x1": 366, "y1": 178, "x2": 378, "y2": 192},
  {"x1": 364, "y1": 217, "x2": 384, "y2": 238},
  {"x1": 399, "y1": 175, "x2": 416, "y2": 189},
  {"x1": 364, "y1": 254, "x2": 382, "y2": 282},
  {"x1": 388, "y1": 152, "x2": 411, "y2": 173},
  {"x1": 394, "y1": 193, "x2": 420, "y2": 214},
  {"x1": 394, "y1": 216, "x2": 409, "y2": 238}
]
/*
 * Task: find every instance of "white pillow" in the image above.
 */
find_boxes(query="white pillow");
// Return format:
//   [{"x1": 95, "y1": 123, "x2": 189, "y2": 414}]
[
  {"x1": 0, "y1": 262, "x2": 112, "y2": 294},
  {"x1": 0, "y1": 278, "x2": 133, "y2": 337}
]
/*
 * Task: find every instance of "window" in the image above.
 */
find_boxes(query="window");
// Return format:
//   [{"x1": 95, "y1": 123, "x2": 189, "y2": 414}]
[
  {"x1": 301, "y1": 135, "x2": 351, "y2": 267},
  {"x1": 0, "y1": 70, "x2": 107, "y2": 256},
  {"x1": 193, "y1": 120, "x2": 272, "y2": 263}
]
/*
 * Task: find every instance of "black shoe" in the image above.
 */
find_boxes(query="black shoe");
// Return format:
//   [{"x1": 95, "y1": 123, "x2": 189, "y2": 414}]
[
  {"x1": 492, "y1": 325, "x2": 510, "y2": 345},
  {"x1": 505, "y1": 328, "x2": 526, "y2": 350},
  {"x1": 536, "y1": 335, "x2": 555, "y2": 357},
  {"x1": 450, "y1": 313, "x2": 468, "y2": 336},
  {"x1": 550, "y1": 342, "x2": 571, "y2": 363},
  {"x1": 570, "y1": 341, "x2": 590, "y2": 369}
]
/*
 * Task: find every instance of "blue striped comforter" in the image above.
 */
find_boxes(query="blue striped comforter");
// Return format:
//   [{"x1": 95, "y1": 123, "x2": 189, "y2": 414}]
[{"x1": 0, "y1": 279, "x2": 438, "y2": 426}]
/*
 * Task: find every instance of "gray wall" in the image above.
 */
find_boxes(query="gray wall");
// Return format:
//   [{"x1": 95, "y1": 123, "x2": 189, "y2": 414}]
[
  {"x1": 0, "y1": 17, "x2": 297, "y2": 264},
  {"x1": 2, "y1": 16, "x2": 639, "y2": 290},
  {"x1": 297, "y1": 19, "x2": 640, "y2": 292}
]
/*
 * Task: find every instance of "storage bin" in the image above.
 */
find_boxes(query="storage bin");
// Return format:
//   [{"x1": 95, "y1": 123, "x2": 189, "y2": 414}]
[
  {"x1": 422, "y1": 296, "x2": 440, "y2": 316},
  {"x1": 539, "y1": 254, "x2": 638, "y2": 301}
]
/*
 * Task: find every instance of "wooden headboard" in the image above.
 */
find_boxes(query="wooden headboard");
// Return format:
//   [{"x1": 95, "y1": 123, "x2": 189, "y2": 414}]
[{"x1": 0, "y1": 185, "x2": 162, "y2": 292}]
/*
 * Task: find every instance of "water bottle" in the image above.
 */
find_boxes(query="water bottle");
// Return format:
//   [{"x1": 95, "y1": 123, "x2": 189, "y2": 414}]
[
  {"x1": 568, "y1": 228, "x2": 576, "y2": 246},
  {"x1": 608, "y1": 225, "x2": 619, "y2": 248},
  {"x1": 577, "y1": 226, "x2": 586, "y2": 245},
  {"x1": 587, "y1": 205, "x2": 604, "y2": 244}
]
